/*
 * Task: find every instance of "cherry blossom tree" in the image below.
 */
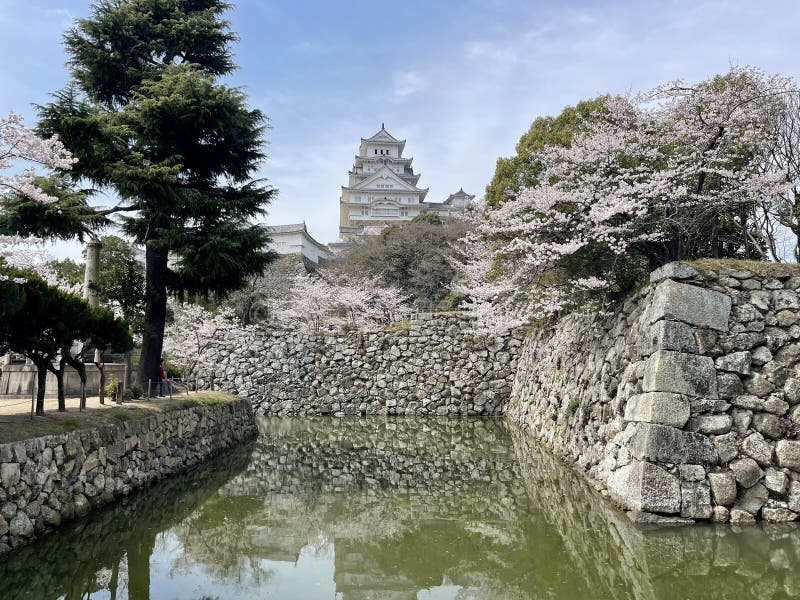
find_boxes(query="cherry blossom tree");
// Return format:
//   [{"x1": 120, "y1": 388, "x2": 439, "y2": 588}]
[
  {"x1": 455, "y1": 67, "x2": 799, "y2": 332},
  {"x1": 1, "y1": 110, "x2": 78, "y2": 277},
  {"x1": 0, "y1": 111, "x2": 75, "y2": 204},
  {"x1": 162, "y1": 301, "x2": 251, "y2": 385},
  {"x1": 274, "y1": 273, "x2": 410, "y2": 332}
]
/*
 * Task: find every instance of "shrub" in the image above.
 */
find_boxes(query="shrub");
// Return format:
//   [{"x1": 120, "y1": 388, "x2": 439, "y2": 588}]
[
  {"x1": 165, "y1": 360, "x2": 183, "y2": 378},
  {"x1": 105, "y1": 378, "x2": 118, "y2": 398}
]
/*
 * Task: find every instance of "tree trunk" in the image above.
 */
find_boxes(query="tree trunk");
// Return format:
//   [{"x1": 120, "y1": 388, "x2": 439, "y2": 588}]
[
  {"x1": 109, "y1": 556, "x2": 119, "y2": 600},
  {"x1": 124, "y1": 349, "x2": 133, "y2": 388},
  {"x1": 97, "y1": 362, "x2": 106, "y2": 405},
  {"x1": 47, "y1": 356, "x2": 67, "y2": 412},
  {"x1": 137, "y1": 229, "x2": 169, "y2": 387},
  {"x1": 78, "y1": 363, "x2": 87, "y2": 411},
  {"x1": 127, "y1": 533, "x2": 154, "y2": 600},
  {"x1": 33, "y1": 360, "x2": 47, "y2": 416},
  {"x1": 66, "y1": 356, "x2": 88, "y2": 411}
]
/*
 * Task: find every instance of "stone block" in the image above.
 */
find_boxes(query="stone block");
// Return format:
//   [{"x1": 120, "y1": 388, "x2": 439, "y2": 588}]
[
  {"x1": 744, "y1": 373, "x2": 775, "y2": 396},
  {"x1": 695, "y1": 329, "x2": 718, "y2": 354},
  {"x1": 681, "y1": 481, "x2": 713, "y2": 519},
  {"x1": 648, "y1": 280, "x2": 731, "y2": 331},
  {"x1": 713, "y1": 432, "x2": 739, "y2": 464},
  {"x1": 649, "y1": 262, "x2": 699, "y2": 283},
  {"x1": 789, "y1": 481, "x2": 800, "y2": 512},
  {"x1": 688, "y1": 414, "x2": 732, "y2": 435},
  {"x1": 711, "y1": 506, "x2": 730, "y2": 523},
  {"x1": 764, "y1": 467, "x2": 789, "y2": 495},
  {"x1": 717, "y1": 373, "x2": 743, "y2": 399},
  {"x1": 741, "y1": 432, "x2": 773, "y2": 466},
  {"x1": 629, "y1": 423, "x2": 717, "y2": 465},
  {"x1": 607, "y1": 460, "x2": 682, "y2": 514},
  {"x1": 708, "y1": 472, "x2": 737, "y2": 505},
  {"x1": 638, "y1": 320, "x2": 698, "y2": 355},
  {"x1": 762, "y1": 507, "x2": 798, "y2": 522},
  {"x1": 81, "y1": 452, "x2": 99, "y2": 474},
  {"x1": 623, "y1": 392, "x2": 690, "y2": 428},
  {"x1": 9, "y1": 512, "x2": 33, "y2": 538},
  {"x1": 679, "y1": 464, "x2": 706, "y2": 482},
  {"x1": 730, "y1": 458, "x2": 763, "y2": 488},
  {"x1": 776, "y1": 440, "x2": 800, "y2": 470},
  {"x1": 40, "y1": 505, "x2": 61, "y2": 527},
  {"x1": 773, "y1": 289, "x2": 800, "y2": 310},
  {"x1": 736, "y1": 483, "x2": 768, "y2": 515},
  {"x1": 729, "y1": 508, "x2": 755, "y2": 524},
  {"x1": 784, "y1": 378, "x2": 800, "y2": 404},
  {"x1": 731, "y1": 394, "x2": 763, "y2": 411},
  {"x1": 751, "y1": 346, "x2": 773, "y2": 366},
  {"x1": 0, "y1": 463, "x2": 20, "y2": 487},
  {"x1": 750, "y1": 291, "x2": 771, "y2": 311},
  {"x1": 752, "y1": 413, "x2": 784, "y2": 440},
  {"x1": 642, "y1": 350, "x2": 718, "y2": 399},
  {"x1": 715, "y1": 352, "x2": 752, "y2": 375},
  {"x1": 626, "y1": 510, "x2": 693, "y2": 525}
]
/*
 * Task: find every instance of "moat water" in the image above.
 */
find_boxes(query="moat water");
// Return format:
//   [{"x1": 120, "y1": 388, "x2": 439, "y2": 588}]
[{"x1": 1, "y1": 417, "x2": 799, "y2": 599}]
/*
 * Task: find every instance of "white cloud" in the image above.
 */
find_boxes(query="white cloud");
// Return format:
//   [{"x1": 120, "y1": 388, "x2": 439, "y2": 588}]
[{"x1": 393, "y1": 71, "x2": 428, "y2": 98}]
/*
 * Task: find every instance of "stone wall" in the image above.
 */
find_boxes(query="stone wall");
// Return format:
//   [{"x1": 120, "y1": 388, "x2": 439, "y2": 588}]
[
  {"x1": 0, "y1": 399, "x2": 257, "y2": 553},
  {"x1": 200, "y1": 315, "x2": 521, "y2": 416},
  {"x1": 0, "y1": 362, "x2": 125, "y2": 396},
  {"x1": 508, "y1": 262, "x2": 800, "y2": 524}
]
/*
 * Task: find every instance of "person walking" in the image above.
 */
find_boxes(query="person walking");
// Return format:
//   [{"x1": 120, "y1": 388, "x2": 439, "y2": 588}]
[{"x1": 158, "y1": 359, "x2": 166, "y2": 397}]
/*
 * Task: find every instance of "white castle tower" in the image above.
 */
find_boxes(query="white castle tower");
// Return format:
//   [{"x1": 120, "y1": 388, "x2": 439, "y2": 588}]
[{"x1": 338, "y1": 125, "x2": 473, "y2": 240}]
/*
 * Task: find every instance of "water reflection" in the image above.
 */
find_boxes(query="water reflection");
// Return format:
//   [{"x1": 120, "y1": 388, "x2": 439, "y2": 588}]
[{"x1": 1, "y1": 417, "x2": 800, "y2": 599}]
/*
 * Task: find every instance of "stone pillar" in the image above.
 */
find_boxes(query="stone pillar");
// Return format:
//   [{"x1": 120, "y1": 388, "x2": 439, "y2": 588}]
[
  {"x1": 84, "y1": 241, "x2": 102, "y2": 309},
  {"x1": 84, "y1": 241, "x2": 102, "y2": 363}
]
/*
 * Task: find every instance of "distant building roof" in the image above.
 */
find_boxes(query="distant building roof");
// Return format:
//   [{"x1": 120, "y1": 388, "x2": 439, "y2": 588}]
[{"x1": 264, "y1": 223, "x2": 307, "y2": 234}]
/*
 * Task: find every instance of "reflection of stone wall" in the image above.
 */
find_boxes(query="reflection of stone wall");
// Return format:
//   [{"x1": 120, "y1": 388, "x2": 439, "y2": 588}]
[
  {"x1": 200, "y1": 315, "x2": 521, "y2": 416},
  {"x1": 0, "y1": 445, "x2": 253, "y2": 600},
  {"x1": 509, "y1": 262, "x2": 800, "y2": 523},
  {"x1": 214, "y1": 418, "x2": 544, "y2": 600},
  {"x1": 509, "y1": 426, "x2": 800, "y2": 600},
  {"x1": 4, "y1": 417, "x2": 800, "y2": 599},
  {"x1": 0, "y1": 399, "x2": 256, "y2": 553}
]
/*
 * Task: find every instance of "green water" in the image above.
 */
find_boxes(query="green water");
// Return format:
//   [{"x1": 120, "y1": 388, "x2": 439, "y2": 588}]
[{"x1": 1, "y1": 418, "x2": 798, "y2": 600}]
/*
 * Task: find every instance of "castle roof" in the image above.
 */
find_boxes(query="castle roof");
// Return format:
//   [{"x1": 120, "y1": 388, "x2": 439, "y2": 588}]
[{"x1": 359, "y1": 124, "x2": 406, "y2": 154}]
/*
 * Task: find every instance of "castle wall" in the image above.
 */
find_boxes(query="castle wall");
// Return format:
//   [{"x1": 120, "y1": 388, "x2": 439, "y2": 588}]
[
  {"x1": 199, "y1": 315, "x2": 521, "y2": 417},
  {"x1": 508, "y1": 263, "x2": 800, "y2": 523}
]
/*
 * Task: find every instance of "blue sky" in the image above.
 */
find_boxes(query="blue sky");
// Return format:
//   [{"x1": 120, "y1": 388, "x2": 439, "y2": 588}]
[{"x1": 2, "y1": 0, "x2": 800, "y2": 256}]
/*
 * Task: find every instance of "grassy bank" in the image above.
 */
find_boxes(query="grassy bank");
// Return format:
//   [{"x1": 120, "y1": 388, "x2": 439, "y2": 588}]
[
  {"x1": 687, "y1": 258, "x2": 800, "y2": 277},
  {"x1": 0, "y1": 391, "x2": 236, "y2": 444}
]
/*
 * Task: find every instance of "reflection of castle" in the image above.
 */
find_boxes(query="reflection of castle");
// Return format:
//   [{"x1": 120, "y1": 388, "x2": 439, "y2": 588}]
[
  {"x1": 6, "y1": 418, "x2": 800, "y2": 600},
  {"x1": 339, "y1": 125, "x2": 474, "y2": 240}
]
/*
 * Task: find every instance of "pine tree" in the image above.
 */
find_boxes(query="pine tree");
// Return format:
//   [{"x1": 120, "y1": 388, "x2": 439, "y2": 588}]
[{"x1": 38, "y1": 0, "x2": 275, "y2": 384}]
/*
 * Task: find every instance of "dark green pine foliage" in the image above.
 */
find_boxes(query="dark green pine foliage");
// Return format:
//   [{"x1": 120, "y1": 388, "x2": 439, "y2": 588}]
[
  {"x1": 37, "y1": 0, "x2": 275, "y2": 384},
  {"x1": 0, "y1": 176, "x2": 107, "y2": 241}
]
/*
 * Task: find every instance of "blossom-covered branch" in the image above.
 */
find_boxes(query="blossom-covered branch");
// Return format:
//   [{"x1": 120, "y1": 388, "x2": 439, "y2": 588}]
[
  {"x1": 0, "y1": 111, "x2": 76, "y2": 204},
  {"x1": 455, "y1": 67, "x2": 799, "y2": 332},
  {"x1": 274, "y1": 273, "x2": 411, "y2": 332}
]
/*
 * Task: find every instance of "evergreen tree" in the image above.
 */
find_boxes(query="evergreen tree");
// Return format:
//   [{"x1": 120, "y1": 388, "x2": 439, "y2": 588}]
[
  {"x1": 485, "y1": 97, "x2": 607, "y2": 207},
  {"x1": 38, "y1": 0, "x2": 275, "y2": 384},
  {"x1": 0, "y1": 268, "x2": 85, "y2": 414}
]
